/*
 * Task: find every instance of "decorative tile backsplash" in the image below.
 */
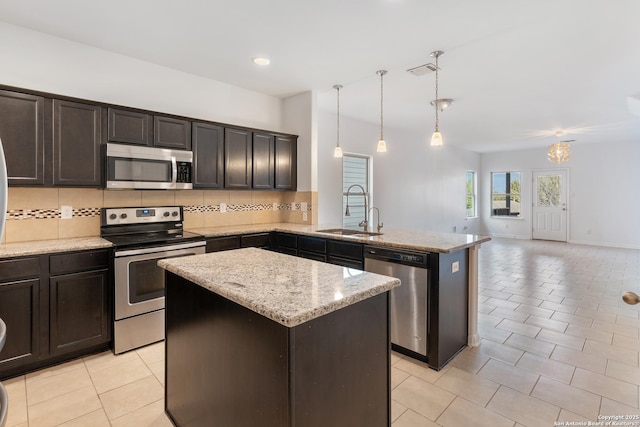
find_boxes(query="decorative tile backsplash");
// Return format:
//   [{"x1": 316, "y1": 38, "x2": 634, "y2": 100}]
[{"x1": 2, "y1": 188, "x2": 317, "y2": 244}]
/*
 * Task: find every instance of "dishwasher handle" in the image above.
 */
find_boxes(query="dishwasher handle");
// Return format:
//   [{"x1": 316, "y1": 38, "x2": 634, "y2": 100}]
[{"x1": 364, "y1": 245, "x2": 430, "y2": 268}]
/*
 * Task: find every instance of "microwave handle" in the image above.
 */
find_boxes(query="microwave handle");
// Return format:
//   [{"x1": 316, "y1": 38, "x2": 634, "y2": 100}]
[{"x1": 171, "y1": 156, "x2": 177, "y2": 186}]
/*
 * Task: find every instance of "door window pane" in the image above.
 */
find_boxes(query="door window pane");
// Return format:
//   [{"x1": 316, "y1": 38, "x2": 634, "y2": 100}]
[{"x1": 537, "y1": 175, "x2": 561, "y2": 207}]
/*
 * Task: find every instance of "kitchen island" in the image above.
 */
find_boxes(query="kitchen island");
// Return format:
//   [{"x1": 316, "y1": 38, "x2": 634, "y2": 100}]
[{"x1": 159, "y1": 248, "x2": 400, "y2": 427}]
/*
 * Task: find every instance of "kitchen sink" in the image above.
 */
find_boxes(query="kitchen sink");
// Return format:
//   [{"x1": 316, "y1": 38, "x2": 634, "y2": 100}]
[{"x1": 316, "y1": 228, "x2": 383, "y2": 237}]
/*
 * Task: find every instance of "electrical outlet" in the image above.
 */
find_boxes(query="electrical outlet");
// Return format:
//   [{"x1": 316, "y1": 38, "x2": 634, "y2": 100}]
[
  {"x1": 301, "y1": 202, "x2": 308, "y2": 212},
  {"x1": 273, "y1": 202, "x2": 278, "y2": 211},
  {"x1": 303, "y1": 212, "x2": 308, "y2": 222},
  {"x1": 60, "y1": 205, "x2": 73, "y2": 220},
  {"x1": 220, "y1": 202, "x2": 227, "y2": 213},
  {"x1": 451, "y1": 261, "x2": 459, "y2": 273}
]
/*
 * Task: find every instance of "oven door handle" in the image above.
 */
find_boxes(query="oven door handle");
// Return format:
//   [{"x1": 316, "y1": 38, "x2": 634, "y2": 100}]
[
  {"x1": 115, "y1": 241, "x2": 205, "y2": 257},
  {"x1": 171, "y1": 155, "x2": 177, "y2": 187}
]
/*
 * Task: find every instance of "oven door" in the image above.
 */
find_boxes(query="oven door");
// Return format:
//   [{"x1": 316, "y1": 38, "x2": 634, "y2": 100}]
[{"x1": 114, "y1": 242, "x2": 205, "y2": 320}]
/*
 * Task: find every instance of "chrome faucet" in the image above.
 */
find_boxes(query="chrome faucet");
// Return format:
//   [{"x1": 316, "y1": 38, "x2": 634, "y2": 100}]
[
  {"x1": 344, "y1": 184, "x2": 368, "y2": 231},
  {"x1": 368, "y1": 207, "x2": 384, "y2": 233}
]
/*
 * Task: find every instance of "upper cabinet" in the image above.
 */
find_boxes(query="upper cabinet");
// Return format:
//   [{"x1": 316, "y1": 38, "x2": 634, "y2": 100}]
[
  {"x1": 275, "y1": 135, "x2": 297, "y2": 190},
  {"x1": 53, "y1": 100, "x2": 102, "y2": 186},
  {"x1": 153, "y1": 116, "x2": 191, "y2": 150},
  {"x1": 107, "y1": 108, "x2": 152, "y2": 146},
  {"x1": 252, "y1": 132, "x2": 275, "y2": 190},
  {"x1": 0, "y1": 90, "x2": 102, "y2": 187},
  {"x1": 107, "y1": 107, "x2": 191, "y2": 150},
  {"x1": 192, "y1": 122, "x2": 224, "y2": 189},
  {"x1": 224, "y1": 127, "x2": 253, "y2": 190},
  {"x1": 0, "y1": 90, "x2": 46, "y2": 185}
]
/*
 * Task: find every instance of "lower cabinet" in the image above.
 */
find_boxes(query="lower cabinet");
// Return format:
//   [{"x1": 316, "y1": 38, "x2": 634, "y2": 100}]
[
  {"x1": 49, "y1": 269, "x2": 110, "y2": 357},
  {"x1": 206, "y1": 233, "x2": 272, "y2": 253},
  {"x1": 0, "y1": 249, "x2": 111, "y2": 379}
]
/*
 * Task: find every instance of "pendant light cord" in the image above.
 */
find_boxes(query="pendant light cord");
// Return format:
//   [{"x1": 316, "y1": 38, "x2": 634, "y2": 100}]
[
  {"x1": 380, "y1": 71, "x2": 384, "y2": 140},
  {"x1": 434, "y1": 54, "x2": 439, "y2": 132}
]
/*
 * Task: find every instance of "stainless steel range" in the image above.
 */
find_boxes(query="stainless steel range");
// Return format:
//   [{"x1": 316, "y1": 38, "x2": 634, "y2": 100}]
[{"x1": 101, "y1": 206, "x2": 205, "y2": 354}]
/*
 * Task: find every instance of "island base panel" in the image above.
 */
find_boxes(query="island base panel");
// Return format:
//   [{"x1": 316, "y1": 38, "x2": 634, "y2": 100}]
[{"x1": 165, "y1": 272, "x2": 391, "y2": 427}]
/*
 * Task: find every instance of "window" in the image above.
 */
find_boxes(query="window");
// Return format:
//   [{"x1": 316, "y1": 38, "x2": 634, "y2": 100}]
[
  {"x1": 466, "y1": 171, "x2": 476, "y2": 217},
  {"x1": 342, "y1": 154, "x2": 370, "y2": 229},
  {"x1": 491, "y1": 171, "x2": 521, "y2": 217}
]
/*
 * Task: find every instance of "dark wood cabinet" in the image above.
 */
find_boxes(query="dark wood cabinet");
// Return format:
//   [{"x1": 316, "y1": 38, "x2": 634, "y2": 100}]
[
  {"x1": 107, "y1": 108, "x2": 152, "y2": 146},
  {"x1": 206, "y1": 236, "x2": 241, "y2": 253},
  {"x1": 49, "y1": 269, "x2": 110, "y2": 356},
  {"x1": 0, "y1": 257, "x2": 41, "y2": 375},
  {"x1": 327, "y1": 240, "x2": 364, "y2": 269},
  {"x1": 253, "y1": 132, "x2": 274, "y2": 189},
  {"x1": 275, "y1": 135, "x2": 297, "y2": 190},
  {"x1": 224, "y1": 128, "x2": 252, "y2": 189},
  {"x1": 240, "y1": 233, "x2": 271, "y2": 248},
  {"x1": 192, "y1": 122, "x2": 224, "y2": 189},
  {"x1": 53, "y1": 100, "x2": 102, "y2": 186},
  {"x1": 0, "y1": 250, "x2": 111, "y2": 379},
  {"x1": 0, "y1": 90, "x2": 46, "y2": 185},
  {"x1": 154, "y1": 116, "x2": 191, "y2": 150}
]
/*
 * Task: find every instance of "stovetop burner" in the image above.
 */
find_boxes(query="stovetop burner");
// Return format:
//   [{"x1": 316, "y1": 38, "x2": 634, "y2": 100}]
[{"x1": 100, "y1": 206, "x2": 205, "y2": 249}]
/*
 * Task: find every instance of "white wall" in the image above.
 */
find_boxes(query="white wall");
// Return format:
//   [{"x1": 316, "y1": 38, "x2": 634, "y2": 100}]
[
  {"x1": 318, "y1": 110, "x2": 482, "y2": 234},
  {"x1": 0, "y1": 22, "x2": 281, "y2": 131},
  {"x1": 282, "y1": 91, "x2": 316, "y2": 192},
  {"x1": 480, "y1": 141, "x2": 640, "y2": 249}
]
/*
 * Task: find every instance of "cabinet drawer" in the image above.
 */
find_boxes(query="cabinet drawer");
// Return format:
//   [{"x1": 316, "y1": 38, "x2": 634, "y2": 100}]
[
  {"x1": 240, "y1": 233, "x2": 271, "y2": 248},
  {"x1": 0, "y1": 257, "x2": 41, "y2": 282},
  {"x1": 298, "y1": 250, "x2": 327, "y2": 263},
  {"x1": 298, "y1": 236, "x2": 326, "y2": 254},
  {"x1": 274, "y1": 233, "x2": 297, "y2": 249},
  {"x1": 327, "y1": 256, "x2": 363, "y2": 270},
  {"x1": 49, "y1": 250, "x2": 109, "y2": 275},
  {"x1": 327, "y1": 240, "x2": 363, "y2": 261},
  {"x1": 206, "y1": 236, "x2": 241, "y2": 253}
]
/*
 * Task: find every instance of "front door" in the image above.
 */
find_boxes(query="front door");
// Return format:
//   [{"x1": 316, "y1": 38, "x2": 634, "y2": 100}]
[{"x1": 532, "y1": 169, "x2": 568, "y2": 241}]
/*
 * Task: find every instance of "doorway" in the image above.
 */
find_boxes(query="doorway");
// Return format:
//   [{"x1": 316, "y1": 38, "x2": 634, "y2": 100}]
[{"x1": 532, "y1": 169, "x2": 568, "y2": 242}]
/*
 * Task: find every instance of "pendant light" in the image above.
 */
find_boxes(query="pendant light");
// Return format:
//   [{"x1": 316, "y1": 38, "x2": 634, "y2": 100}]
[
  {"x1": 430, "y1": 50, "x2": 444, "y2": 146},
  {"x1": 548, "y1": 130, "x2": 573, "y2": 163},
  {"x1": 333, "y1": 84, "x2": 343, "y2": 158},
  {"x1": 376, "y1": 70, "x2": 388, "y2": 153}
]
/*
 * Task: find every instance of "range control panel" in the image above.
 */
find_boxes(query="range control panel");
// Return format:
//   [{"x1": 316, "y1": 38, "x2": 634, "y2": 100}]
[{"x1": 103, "y1": 206, "x2": 183, "y2": 225}]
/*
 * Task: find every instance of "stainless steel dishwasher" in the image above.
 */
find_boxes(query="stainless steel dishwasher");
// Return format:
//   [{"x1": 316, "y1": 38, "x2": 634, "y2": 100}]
[{"x1": 364, "y1": 245, "x2": 430, "y2": 357}]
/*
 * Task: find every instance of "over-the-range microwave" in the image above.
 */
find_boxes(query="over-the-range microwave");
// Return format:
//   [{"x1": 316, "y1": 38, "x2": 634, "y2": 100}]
[{"x1": 105, "y1": 143, "x2": 193, "y2": 190}]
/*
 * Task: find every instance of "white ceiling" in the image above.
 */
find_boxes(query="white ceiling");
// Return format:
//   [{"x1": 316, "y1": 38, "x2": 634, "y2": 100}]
[{"x1": 1, "y1": 0, "x2": 639, "y2": 153}]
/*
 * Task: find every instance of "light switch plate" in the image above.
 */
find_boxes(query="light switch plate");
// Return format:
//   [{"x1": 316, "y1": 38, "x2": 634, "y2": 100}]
[
  {"x1": 60, "y1": 205, "x2": 73, "y2": 220},
  {"x1": 301, "y1": 202, "x2": 308, "y2": 212},
  {"x1": 291, "y1": 202, "x2": 298, "y2": 211},
  {"x1": 451, "y1": 261, "x2": 459, "y2": 273},
  {"x1": 220, "y1": 202, "x2": 227, "y2": 213}
]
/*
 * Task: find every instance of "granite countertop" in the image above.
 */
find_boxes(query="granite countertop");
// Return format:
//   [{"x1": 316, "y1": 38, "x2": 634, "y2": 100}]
[
  {"x1": 158, "y1": 247, "x2": 400, "y2": 327},
  {"x1": 0, "y1": 237, "x2": 113, "y2": 259},
  {"x1": 188, "y1": 223, "x2": 491, "y2": 253}
]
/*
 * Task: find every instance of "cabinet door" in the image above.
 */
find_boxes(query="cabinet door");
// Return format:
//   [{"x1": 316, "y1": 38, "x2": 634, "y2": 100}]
[
  {"x1": 224, "y1": 128, "x2": 252, "y2": 189},
  {"x1": 275, "y1": 135, "x2": 297, "y2": 190},
  {"x1": 192, "y1": 122, "x2": 224, "y2": 188},
  {"x1": 49, "y1": 269, "x2": 110, "y2": 356},
  {"x1": 0, "y1": 90, "x2": 46, "y2": 185},
  {"x1": 0, "y1": 278, "x2": 40, "y2": 372},
  {"x1": 206, "y1": 236, "x2": 241, "y2": 253},
  {"x1": 154, "y1": 116, "x2": 191, "y2": 150},
  {"x1": 252, "y1": 132, "x2": 274, "y2": 190},
  {"x1": 108, "y1": 107, "x2": 152, "y2": 146},
  {"x1": 53, "y1": 100, "x2": 102, "y2": 186}
]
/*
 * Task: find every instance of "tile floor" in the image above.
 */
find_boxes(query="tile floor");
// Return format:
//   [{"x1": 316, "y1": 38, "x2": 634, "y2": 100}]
[{"x1": 3, "y1": 237, "x2": 640, "y2": 426}]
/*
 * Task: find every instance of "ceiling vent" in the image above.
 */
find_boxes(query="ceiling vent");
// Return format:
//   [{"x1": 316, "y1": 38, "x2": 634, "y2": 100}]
[{"x1": 407, "y1": 63, "x2": 438, "y2": 77}]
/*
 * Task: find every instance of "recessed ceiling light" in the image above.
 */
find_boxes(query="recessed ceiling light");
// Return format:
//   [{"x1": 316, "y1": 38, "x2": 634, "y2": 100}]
[{"x1": 252, "y1": 57, "x2": 270, "y2": 66}]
